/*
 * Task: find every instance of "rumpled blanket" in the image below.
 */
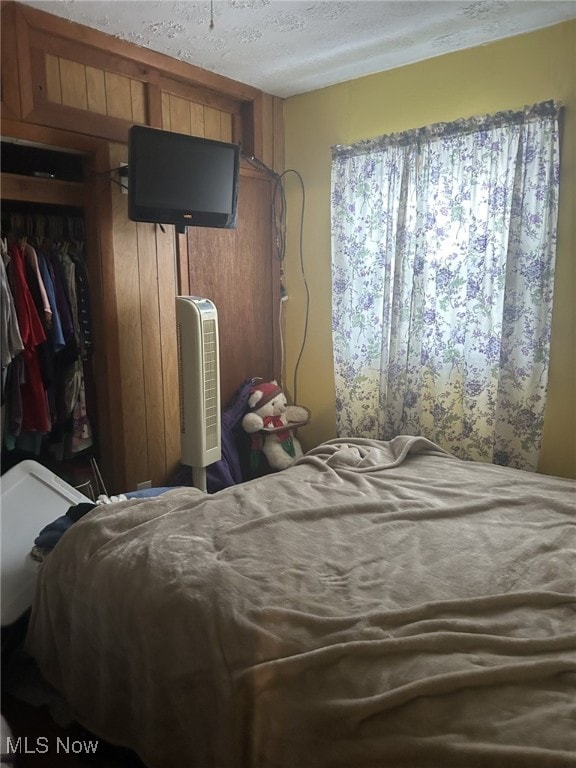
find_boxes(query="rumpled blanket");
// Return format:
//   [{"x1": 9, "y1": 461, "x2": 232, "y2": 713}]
[{"x1": 26, "y1": 436, "x2": 576, "y2": 767}]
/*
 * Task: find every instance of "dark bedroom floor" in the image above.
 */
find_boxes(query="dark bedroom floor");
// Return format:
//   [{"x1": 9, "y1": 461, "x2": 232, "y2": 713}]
[
  {"x1": 1, "y1": 693, "x2": 147, "y2": 768},
  {"x1": 1, "y1": 619, "x2": 146, "y2": 768}
]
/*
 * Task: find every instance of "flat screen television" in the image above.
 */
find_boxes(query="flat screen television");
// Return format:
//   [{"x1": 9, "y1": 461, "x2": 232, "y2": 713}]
[{"x1": 127, "y1": 125, "x2": 240, "y2": 232}]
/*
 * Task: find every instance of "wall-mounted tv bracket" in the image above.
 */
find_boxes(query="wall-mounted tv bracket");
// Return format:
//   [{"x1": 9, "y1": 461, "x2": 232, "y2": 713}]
[{"x1": 118, "y1": 164, "x2": 129, "y2": 194}]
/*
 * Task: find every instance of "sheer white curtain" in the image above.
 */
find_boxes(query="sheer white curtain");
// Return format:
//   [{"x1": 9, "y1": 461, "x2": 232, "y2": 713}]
[{"x1": 331, "y1": 102, "x2": 560, "y2": 471}]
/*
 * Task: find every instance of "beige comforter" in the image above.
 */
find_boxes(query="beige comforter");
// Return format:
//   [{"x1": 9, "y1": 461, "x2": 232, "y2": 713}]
[{"x1": 26, "y1": 437, "x2": 576, "y2": 767}]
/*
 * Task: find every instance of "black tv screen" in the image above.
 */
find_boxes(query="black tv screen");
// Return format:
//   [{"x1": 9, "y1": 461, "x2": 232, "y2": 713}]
[{"x1": 127, "y1": 125, "x2": 240, "y2": 231}]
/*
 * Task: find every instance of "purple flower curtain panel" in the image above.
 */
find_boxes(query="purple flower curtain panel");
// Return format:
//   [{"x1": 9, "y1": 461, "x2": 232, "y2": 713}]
[{"x1": 331, "y1": 101, "x2": 560, "y2": 471}]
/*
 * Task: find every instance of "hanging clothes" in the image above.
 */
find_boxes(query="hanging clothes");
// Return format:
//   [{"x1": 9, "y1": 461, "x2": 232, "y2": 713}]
[
  {"x1": 0, "y1": 242, "x2": 24, "y2": 371},
  {"x1": 1, "y1": 242, "x2": 24, "y2": 450},
  {"x1": 5, "y1": 237, "x2": 51, "y2": 434},
  {"x1": 1, "y1": 208, "x2": 94, "y2": 459},
  {"x1": 36, "y1": 246, "x2": 65, "y2": 353},
  {"x1": 69, "y1": 246, "x2": 93, "y2": 359},
  {"x1": 56, "y1": 242, "x2": 93, "y2": 451},
  {"x1": 22, "y1": 241, "x2": 52, "y2": 329},
  {"x1": 45, "y1": 243, "x2": 75, "y2": 345}
]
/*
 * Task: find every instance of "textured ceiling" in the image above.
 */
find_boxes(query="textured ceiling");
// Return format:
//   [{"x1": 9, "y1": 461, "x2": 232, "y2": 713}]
[{"x1": 22, "y1": 1, "x2": 576, "y2": 97}]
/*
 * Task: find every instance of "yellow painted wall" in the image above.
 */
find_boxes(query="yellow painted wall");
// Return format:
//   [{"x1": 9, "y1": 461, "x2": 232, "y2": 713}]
[{"x1": 284, "y1": 21, "x2": 576, "y2": 478}]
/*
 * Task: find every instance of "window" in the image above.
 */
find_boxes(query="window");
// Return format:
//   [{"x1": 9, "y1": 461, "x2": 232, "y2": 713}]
[{"x1": 331, "y1": 101, "x2": 561, "y2": 471}]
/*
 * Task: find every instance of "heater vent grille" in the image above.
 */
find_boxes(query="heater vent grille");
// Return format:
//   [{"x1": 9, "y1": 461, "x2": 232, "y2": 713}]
[
  {"x1": 202, "y1": 318, "x2": 219, "y2": 451},
  {"x1": 175, "y1": 297, "x2": 221, "y2": 490}
]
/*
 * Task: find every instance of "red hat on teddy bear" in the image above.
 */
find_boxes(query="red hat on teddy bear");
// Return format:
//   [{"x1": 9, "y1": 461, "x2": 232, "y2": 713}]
[{"x1": 248, "y1": 381, "x2": 283, "y2": 411}]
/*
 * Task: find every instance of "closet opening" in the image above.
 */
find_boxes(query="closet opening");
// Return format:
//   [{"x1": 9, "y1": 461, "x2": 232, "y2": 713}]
[
  {"x1": 1, "y1": 140, "x2": 84, "y2": 182},
  {"x1": 1, "y1": 196, "x2": 101, "y2": 498}
]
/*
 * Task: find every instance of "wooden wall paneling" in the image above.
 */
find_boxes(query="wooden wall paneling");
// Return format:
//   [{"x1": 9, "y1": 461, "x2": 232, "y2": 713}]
[
  {"x1": 103, "y1": 71, "x2": 133, "y2": 121},
  {"x1": 248, "y1": 93, "x2": 285, "y2": 173},
  {"x1": 27, "y1": 24, "x2": 154, "y2": 80},
  {"x1": 204, "y1": 107, "x2": 223, "y2": 140},
  {"x1": 176, "y1": 232, "x2": 190, "y2": 295},
  {"x1": 187, "y1": 226, "x2": 244, "y2": 408},
  {"x1": 98, "y1": 70, "x2": 147, "y2": 123},
  {"x1": 187, "y1": 167, "x2": 280, "y2": 408},
  {"x1": 169, "y1": 94, "x2": 193, "y2": 135},
  {"x1": 145, "y1": 72, "x2": 163, "y2": 128},
  {"x1": 13, "y1": 0, "x2": 34, "y2": 117},
  {"x1": 160, "y1": 93, "x2": 234, "y2": 142},
  {"x1": 156, "y1": 226, "x2": 181, "y2": 483},
  {"x1": 109, "y1": 141, "x2": 149, "y2": 490},
  {"x1": 247, "y1": 167, "x2": 281, "y2": 384},
  {"x1": 250, "y1": 95, "x2": 264, "y2": 163},
  {"x1": 107, "y1": 140, "x2": 180, "y2": 490},
  {"x1": 231, "y1": 112, "x2": 243, "y2": 147},
  {"x1": 45, "y1": 54, "x2": 63, "y2": 105},
  {"x1": 26, "y1": 41, "x2": 135, "y2": 144},
  {"x1": 258, "y1": 168, "x2": 282, "y2": 383},
  {"x1": 85, "y1": 65, "x2": 107, "y2": 115},
  {"x1": 158, "y1": 74, "x2": 243, "y2": 140},
  {"x1": 130, "y1": 79, "x2": 146, "y2": 125},
  {"x1": 162, "y1": 92, "x2": 192, "y2": 133},
  {"x1": 158, "y1": 75, "x2": 245, "y2": 114},
  {"x1": 161, "y1": 92, "x2": 171, "y2": 130},
  {"x1": 135, "y1": 221, "x2": 167, "y2": 487},
  {"x1": 79, "y1": 141, "x2": 124, "y2": 494},
  {"x1": 13, "y1": 12, "x2": 143, "y2": 141},
  {"x1": 221, "y1": 112, "x2": 233, "y2": 142},
  {"x1": 190, "y1": 102, "x2": 205, "y2": 137},
  {"x1": 84, "y1": 143, "x2": 127, "y2": 495},
  {"x1": 42, "y1": 51, "x2": 146, "y2": 125},
  {"x1": 1, "y1": 2, "x2": 21, "y2": 119},
  {"x1": 240, "y1": 101, "x2": 255, "y2": 158},
  {"x1": 29, "y1": 45, "x2": 50, "y2": 106},
  {"x1": 59, "y1": 58, "x2": 88, "y2": 111},
  {"x1": 260, "y1": 93, "x2": 275, "y2": 169}
]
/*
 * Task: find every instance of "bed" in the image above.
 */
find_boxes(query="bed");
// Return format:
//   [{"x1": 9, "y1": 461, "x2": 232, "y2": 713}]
[{"x1": 25, "y1": 436, "x2": 576, "y2": 767}]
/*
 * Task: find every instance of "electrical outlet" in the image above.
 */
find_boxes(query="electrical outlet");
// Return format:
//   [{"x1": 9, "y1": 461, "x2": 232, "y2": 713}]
[{"x1": 136, "y1": 480, "x2": 152, "y2": 491}]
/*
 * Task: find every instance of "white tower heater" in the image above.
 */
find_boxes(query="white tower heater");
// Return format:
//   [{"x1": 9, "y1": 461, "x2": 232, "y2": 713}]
[{"x1": 176, "y1": 296, "x2": 221, "y2": 492}]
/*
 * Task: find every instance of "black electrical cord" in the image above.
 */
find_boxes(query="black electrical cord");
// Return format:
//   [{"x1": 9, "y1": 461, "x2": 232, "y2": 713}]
[
  {"x1": 242, "y1": 155, "x2": 310, "y2": 405},
  {"x1": 281, "y1": 169, "x2": 308, "y2": 406},
  {"x1": 84, "y1": 165, "x2": 127, "y2": 180}
]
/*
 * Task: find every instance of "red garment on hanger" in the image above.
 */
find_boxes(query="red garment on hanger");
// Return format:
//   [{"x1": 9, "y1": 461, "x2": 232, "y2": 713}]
[{"x1": 7, "y1": 242, "x2": 51, "y2": 432}]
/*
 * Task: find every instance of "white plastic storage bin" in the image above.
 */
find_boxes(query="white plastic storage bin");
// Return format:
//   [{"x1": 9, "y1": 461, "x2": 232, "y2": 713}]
[{"x1": 0, "y1": 460, "x2": 91, "y2": 626}]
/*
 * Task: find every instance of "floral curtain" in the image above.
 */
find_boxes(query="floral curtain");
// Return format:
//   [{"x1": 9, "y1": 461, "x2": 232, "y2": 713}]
[{"x1": 331, "y1": 101, "x2": 560, "y2": 471}]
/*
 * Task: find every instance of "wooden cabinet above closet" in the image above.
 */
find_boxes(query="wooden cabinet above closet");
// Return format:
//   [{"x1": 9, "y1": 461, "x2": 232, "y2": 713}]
[{"x1": 1, "y1": 1, "x2": 283, "y2": 164}]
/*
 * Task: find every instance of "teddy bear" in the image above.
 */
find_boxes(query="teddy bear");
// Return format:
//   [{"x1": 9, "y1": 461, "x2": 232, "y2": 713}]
[{"x1": 241, "y1": 381, "x2": 310, "y2": 471}]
